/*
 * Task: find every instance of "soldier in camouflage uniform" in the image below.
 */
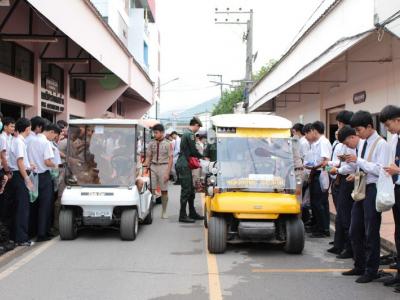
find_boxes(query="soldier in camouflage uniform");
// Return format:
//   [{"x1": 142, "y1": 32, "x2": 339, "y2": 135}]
[{"x1": 175, "y1": 117, "x2": 204, "y2": 223}]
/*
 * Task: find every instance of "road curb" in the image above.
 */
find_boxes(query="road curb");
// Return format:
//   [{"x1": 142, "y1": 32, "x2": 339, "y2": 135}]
[{"x1": 330, "y1": 212, "x2": 396, "y2": 254}]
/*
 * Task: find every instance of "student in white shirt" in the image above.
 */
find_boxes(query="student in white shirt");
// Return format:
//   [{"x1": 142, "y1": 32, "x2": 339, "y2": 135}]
[
  {"x1": 28, "y1": 122, "x2": 58, "y2": 242},
  {"x1": 291, "y1": 123, "x2": 310, "y2": 159},
  {"x1": 0, "y1": 117, "x2": 15, "y2": 235},
  {"x1": 303, "y1": 121, "x2": 332, "y2": 238},
  {"x1": 379, "y1": 105, "x2": 400, "y2": 289},
  {"x1": 8, "y1": 118, "x2": 34, "y2": 246},
  {"x1": 342, "y1": 110, "x2": 389, "y2": 283}
]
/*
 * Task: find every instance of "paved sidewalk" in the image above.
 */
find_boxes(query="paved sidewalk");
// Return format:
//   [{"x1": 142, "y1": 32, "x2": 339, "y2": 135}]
[{"x1": 329, "y1": 197, "x2": 396, "y2": 252}]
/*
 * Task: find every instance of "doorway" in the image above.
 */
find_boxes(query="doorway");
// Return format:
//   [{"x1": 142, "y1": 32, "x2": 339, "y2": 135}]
[
  {"x1": 326, "y1": 105, "x2": 345, "y2": 144},
  {"x1": 41, "y1": 110, "x2": 56, "y2": 123},
  {"x1": 0, "y1": 101, "x2": 23, "y2": 120}
]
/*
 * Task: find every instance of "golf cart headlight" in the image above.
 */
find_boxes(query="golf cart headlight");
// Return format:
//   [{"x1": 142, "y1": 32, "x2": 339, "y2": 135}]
[
  {"x1": 211, "y1": 167, "x2": 218, "y2": 175},
  {"x1": 208, "y1": 175, "x2": 216, "y2": 185},
  {"x1": 207, "y1": 186, "x2": 214, "y2": 196}
]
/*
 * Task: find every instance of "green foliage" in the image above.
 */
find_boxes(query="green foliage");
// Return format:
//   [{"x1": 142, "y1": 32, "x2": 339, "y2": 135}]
[
  {"x1": 212, "y1": 59, "x2": 278, "y2": 116},
  {"x1": 212, "y1": 86, "x2": 244, "y2": 116}
]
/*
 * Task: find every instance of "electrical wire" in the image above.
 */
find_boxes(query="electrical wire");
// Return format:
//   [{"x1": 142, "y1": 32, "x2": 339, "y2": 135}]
[{"x1": 161, "y1": 84, "x2": 219, "y2": 92}]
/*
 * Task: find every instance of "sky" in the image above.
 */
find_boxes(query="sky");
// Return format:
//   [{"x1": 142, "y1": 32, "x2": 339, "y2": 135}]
[{"x1": 157, "y1": 0, "x2": 323, "y2": 114}]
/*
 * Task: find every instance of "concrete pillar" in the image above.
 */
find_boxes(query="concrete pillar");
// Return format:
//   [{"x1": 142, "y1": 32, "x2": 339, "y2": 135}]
[
  {"x1": 58, "y1": 68, "x2": 70, "y2": 122},
  {"x1": 25, "y1": 48, "x2": 42, "y2": 118}
]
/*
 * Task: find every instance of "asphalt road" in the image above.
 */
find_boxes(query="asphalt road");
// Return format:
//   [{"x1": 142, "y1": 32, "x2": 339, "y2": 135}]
[{"x1": 0, "y1": 185, "x2": 397, "y2": 300}]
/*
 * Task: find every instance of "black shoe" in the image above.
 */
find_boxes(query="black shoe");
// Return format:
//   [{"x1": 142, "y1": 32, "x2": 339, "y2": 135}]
[
  {"x1": 327, "y1": 247, "x2": 342, "y2": 254},
  {"x1": 394, "y1": 285, "x2": 400, "y2": 293},
  {"x1": 309, "y1": 232, "x2": 325, "y2": 238},
  {"x1": 342, "y1": 269, "x2": 364, "y2": 276},
  {"x1": 384, "y1": 275, "x2": 400, "y2": 286},
  {"x1": 3, "y1": 241, "x2": 15, "y2": 252},
  {"x1": 324, "y1": 231, "x2": 331, "y2": 237},
  {"x1": 390, "y1": 262, "x2": 399, "y2": 269},
  {"x1": 355, "y1": 274, "x2": 379, "y2": 284},
  {"x1": 329, "y1": 241, "x2": 334, "y2": 245},
  {"x1": 189, "y1": 213, "x2": 204, "y2": 220},
  {"x1": 36, "y1": 236, "x2": 51, "y2": 242},
  {"x1": 336, "y1": 250, "x2": 353, "y2": 259},
  {"x1": 16, "y1": 240, "x2": 34, "y2": 247},
  {"x1": 179, "y1": 216, "x2": 195, "y2": 223}
]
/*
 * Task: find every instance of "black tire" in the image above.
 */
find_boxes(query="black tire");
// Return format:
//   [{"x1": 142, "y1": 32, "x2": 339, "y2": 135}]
[
  {"x1": 208, "y1": 216, "x2": 227, "y2": 254},
  {"x1": 284, "y1": 216, "x2": 305, "y2": 254},
  {"x1": 120, "y1": 209, "x2": 138, "y2": 241},
  {"x1": 59, "y1": 208, "x2": 77, "y2": 240},
  {"x1": 203, "y1": 204, "x2": 208, "y2": 229},
  {"x1": 142, "y1": 203, "x2": 153, "y2": 225}
]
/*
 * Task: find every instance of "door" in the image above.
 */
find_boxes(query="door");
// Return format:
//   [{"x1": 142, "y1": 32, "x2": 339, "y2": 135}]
[{"x1": 326, "y1": 106, "x2": 345, "y2": 144}]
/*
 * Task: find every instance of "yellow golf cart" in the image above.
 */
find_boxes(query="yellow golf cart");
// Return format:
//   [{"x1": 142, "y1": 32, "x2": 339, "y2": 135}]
[{"x1": 204, "y1": 114, "x2": 304, "y2": 254}]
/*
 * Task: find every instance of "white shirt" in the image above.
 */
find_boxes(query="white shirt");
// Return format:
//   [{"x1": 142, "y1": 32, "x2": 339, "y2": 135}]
[
  {"x1": 337, "y1": 143, "x2": 361, "y2": 176},
  {"x1": 173, "y1": 136, "x2": 181, "y2": 157},
  {"x1": 389, "y1": 134, "x2": 400, "y2": 185},
  {"x1": 51, "y1": 142, "x2": 62, "y2": 166},
  {"x1": 9, "y1": 135, "x2": 31, "y2": 171},
  {"x1": 27, "y1": 133, "x2": 54, "y2": 174},
  {"x1": 329, "y1": 141, "x2": 343, "y2": 179},
  {"x1": 299, "y1": 136, "x2": 310, "y2": 159},
  {"x1": 308, "y1": 135, "x2": 332, "y2": 167},
  {"x1": 356, "y1": 131, "x2": 389, "y2": 185},
  {"x1": 0, "y1": 132, "x2": 10, "y2": 169}
]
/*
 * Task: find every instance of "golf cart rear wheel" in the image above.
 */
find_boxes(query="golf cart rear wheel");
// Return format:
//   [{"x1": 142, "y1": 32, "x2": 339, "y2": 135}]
[
  {"x1": 142, "y1": 203, "x2": 153, "y2": 225},
  {"x1": 59, "y1": 208, "x2": 77, "y2": 240},
  {"x1": 208, "y1": 216, "x2": 227, "y2": 254},
  {"x1": 203, "y1": 204, "x2": 208, "y2": 228},
  {"x1": 283, "y1": 216, "x2": 305, "y2": 254},
  {"x1": 120, "y1": 209, "x2": 138, "y2": 241}
]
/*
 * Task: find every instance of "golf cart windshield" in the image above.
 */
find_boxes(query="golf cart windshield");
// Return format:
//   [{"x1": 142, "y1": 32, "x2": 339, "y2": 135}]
[
  {"x1": 217, "y1": 137, "x2": 296, "y2": 193},
  {"x1": 66, "y1": 124, "x2": 136, "y2": 186}
]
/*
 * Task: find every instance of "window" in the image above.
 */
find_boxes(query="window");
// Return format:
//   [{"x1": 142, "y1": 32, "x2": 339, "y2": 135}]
[
  {"x1": 0, "y1": 40, "x2": 12, "y2": 75},
  {"x1": 0, "y1": 40, "x2": 33, "y2": 82},
  {"x1": 15, "y1": 46, "x2": 33, "y2": 82},
  {"x1": 41, "y1": 63, "x2": 64, "y2": 93},
  {"x1": 70, "y1": 78, "x2": 86, "y2": 101}
]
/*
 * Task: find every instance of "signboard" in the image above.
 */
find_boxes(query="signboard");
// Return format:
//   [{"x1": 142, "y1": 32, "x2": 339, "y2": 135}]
[
  {"x1": 45, "y1": 78, "x2": 59, "y2": 93},
  {"x1": 353, "y1": 91, "x2": 366, "y2": 104}
]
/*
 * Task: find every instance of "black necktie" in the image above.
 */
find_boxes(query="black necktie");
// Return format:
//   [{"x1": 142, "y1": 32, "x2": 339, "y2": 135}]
[
  {"x1": 360, "y1": 140, "x2": 368, "y2": 159},
  {"x1": 393, "y1": 138, "x2": 400, "y2": 183}
]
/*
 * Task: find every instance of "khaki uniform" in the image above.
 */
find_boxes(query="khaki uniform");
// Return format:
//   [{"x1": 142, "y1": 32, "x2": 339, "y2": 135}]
[{"x1": 147, "y1": 139, "x2": 172, "y2": 191}]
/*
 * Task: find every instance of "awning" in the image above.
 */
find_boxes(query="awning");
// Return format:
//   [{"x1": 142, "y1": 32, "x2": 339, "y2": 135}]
[{"x1": 249, "y1": 31, "x2": 372, "y2": 112}]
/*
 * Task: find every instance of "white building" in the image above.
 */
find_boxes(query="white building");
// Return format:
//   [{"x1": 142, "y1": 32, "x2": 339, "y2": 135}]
[{"x1": 249, "y1": 0, "x2": 400, "y2": 141}]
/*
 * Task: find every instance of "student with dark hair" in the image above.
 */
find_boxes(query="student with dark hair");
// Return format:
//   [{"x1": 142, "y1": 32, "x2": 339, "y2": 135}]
[
  {"x1": 342, "y1": 110, "x2": 389, "y2": 283},
  {"x1": 292, "y1": 123, "x2": 309, "y2": 159},
  {"x1": 379, "y1": 105, "x2": 400, "y2": 289},
  {"x1": 8, "y1": 118, "x2": 34, "y2": 246},
  {"x1": 303, "y1": 121, "x2": 332, "y2": 238},
  {"x1": 328, "y1": 126, "x2": 360, "y2": 259},
  {"x1": 143, "y1": 123, "x2": 173, "y2": 219},
  {"x1": 27, "y1": 121, "x2": 56, "y2": 242},
  {"x1": 336, "y1": 110, "x2": 354, "y2": 127},
  {"x1": 175, "y1": 117, "x2": 204, "y2": 223}
]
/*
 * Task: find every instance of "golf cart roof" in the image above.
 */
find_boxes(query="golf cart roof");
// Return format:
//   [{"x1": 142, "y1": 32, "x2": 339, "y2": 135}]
[
  {"x1": 211, "y1": 114, "x2": 292, "y2": 129},
  {"x1": 68, "y1": 118, "x2": 146, "y2": 127}
]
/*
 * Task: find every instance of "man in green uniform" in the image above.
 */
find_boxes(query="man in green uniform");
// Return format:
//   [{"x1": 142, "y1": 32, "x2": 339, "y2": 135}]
[{"x1": 176, "y1": 117, "x2": 204, "y2": 223}]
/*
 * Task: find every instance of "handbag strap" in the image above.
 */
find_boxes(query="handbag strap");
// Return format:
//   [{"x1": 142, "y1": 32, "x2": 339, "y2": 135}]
[{"x1": 366, "y1": 136, "x2": 382, "y2": 162}]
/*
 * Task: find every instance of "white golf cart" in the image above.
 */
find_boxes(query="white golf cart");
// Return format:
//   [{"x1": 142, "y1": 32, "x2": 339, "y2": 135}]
[{"x1": 59, "y1": 119, "x2": 153, "y2": 241}]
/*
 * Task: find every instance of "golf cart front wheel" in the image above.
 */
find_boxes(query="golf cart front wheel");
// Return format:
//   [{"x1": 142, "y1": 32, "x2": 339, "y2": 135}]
[
  {"x1": 120, "y1": 209, "x2": 138, "y2": 241},
  {"x1": 59, "y1": 208, "x2": 77, "y2": 240},
  {"x1": 208, "y1": 216, "x2": 227, "y2": 254},
  {"x1": 283, "y1": 216, "x2": 305, "y2": 254}
]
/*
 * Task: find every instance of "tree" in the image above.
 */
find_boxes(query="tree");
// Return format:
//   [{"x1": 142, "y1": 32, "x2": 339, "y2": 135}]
[{"x1": 212, "y1": 59, "x2": 277, "y2": 116}]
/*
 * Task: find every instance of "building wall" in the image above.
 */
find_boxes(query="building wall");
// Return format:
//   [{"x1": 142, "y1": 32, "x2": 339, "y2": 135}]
[{"x1": 0, "y1": 73, "x2": 34, "y2": 106}]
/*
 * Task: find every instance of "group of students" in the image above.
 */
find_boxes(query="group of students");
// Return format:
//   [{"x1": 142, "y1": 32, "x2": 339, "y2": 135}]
[
  {"x1": 0, "y1": 115, "x2": 67, "y2": 253},
  {"x1": 292, "y1": 106, "x2": 400, "y2": 291}
]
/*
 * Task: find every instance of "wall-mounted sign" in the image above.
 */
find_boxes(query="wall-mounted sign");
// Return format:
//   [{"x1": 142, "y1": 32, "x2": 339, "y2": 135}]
[
  {"x1": 353, "y1": 91, "x2": 366, "y2": 104},
  {"x1": 45, "y1": 78, "x2": 59, "y2": 94}
]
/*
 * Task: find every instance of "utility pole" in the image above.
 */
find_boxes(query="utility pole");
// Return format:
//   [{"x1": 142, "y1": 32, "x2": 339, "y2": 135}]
[
  {"x1": 215, "y1": 8, "x2": 253, "y2": 113},
  {"x1": 207, "y1": 74, "x2": 223, "y2": 100}
]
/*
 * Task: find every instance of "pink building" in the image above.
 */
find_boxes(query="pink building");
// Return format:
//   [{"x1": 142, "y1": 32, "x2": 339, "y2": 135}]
[{"x1": 0, "y1": 0, "x2": 154, "y2": 122}]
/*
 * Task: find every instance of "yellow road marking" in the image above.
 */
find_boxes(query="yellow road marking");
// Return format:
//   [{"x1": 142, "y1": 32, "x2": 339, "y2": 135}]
[
  {"x1": 0, "y1": 239, "x2": 57, "y2": 281},
  {"x1": 252, "y1": 268, "x2": 397, "y2": 273},
  {"x1": 203, "y1": 195, "x2": 223, "y2": 300}
]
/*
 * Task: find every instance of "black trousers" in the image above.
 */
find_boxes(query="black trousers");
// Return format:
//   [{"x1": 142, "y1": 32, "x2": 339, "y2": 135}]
[
  {"x1": 176, "y1": 158, "x2": 196, "y2": 218},
  {"x1": 350, "y1": 183, "x2": 381, "y2": 276},
  {"x1": 37, "y1": 171, "x2": 53, "y2": 238},
  {"x1": 9, "y1": 172, "x2": 30, "y2": 243},
  {"x1": 393, "y1": 186, "x2": 400, "y2": 268},
  {"x1": 331, "y1": 177, "x2": 340, "y2": 210},
  {"x1": 333, "y1": 175, "x2": 354, "y2": 252},
  {"x1": 310, "y1": 172, "x2": 330, "y2": 233}
]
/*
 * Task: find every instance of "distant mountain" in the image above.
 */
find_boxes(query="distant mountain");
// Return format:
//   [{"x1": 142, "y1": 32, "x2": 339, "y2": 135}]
[{"x1": 160, "y1": 97, "x2": 219, "y2": 121}]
